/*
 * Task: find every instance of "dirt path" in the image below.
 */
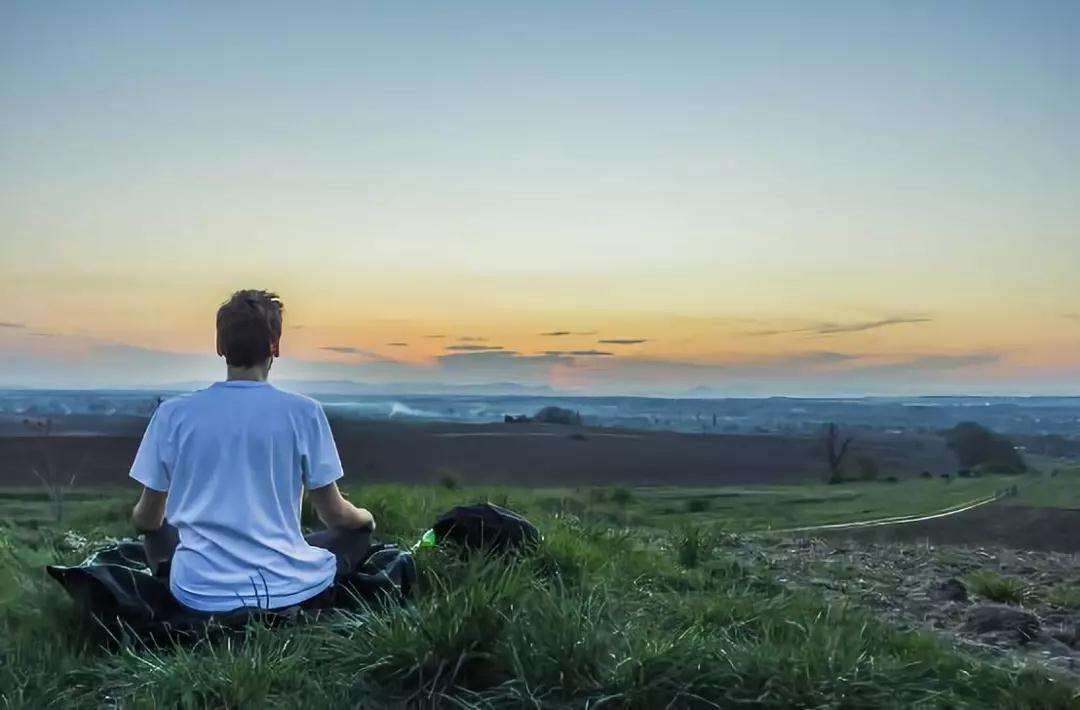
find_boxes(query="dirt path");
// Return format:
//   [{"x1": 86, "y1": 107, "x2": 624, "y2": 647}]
[{"x1": 762, "y1": 492, "x2": 1007, "y2": 535}]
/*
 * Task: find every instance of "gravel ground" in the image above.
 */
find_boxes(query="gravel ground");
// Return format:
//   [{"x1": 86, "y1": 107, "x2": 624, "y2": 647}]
[{"x1": 728, "y1": 535, "x2": 1080, "y2": 678}]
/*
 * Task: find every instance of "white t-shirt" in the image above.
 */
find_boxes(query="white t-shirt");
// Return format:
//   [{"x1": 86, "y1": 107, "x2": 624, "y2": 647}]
[{"x1": 129, "y1": 380, "x2": 344, "y2": 612}]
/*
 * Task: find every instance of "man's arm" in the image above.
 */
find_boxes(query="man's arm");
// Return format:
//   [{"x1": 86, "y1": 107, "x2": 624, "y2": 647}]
[
  {"x1": 131, "y1": 486, "x2": 167, "y2": 532},
  {"x1": 307, "y1": 482, "x2": 375, "y2": 531}
]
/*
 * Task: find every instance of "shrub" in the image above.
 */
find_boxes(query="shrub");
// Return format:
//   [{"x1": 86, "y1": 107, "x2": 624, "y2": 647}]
[
  {"x1": 945, "y1": 422, "x2": 1026, "y2": 473},
  {"x1": 1047, "y1": 585, "x2": 1080, "y2": 609},
  {"x1": 534, "y1": 406, "x2": 581, "y2": 426},
  {"x1": 435, "y1": 468, "x2": 461, "y2": 490},
  {"x1": 685, "y1": 497, "x2": 710, "y2": 513},
  {"x1": 966, "y1": 571, "x2": 1030, "y2": 605},
  {"x1": 674, "y1": 527, "x2": 714, "y2": 568},
  {"x1": 610, "y1": 487, "x2": 634, "y2": 506}
]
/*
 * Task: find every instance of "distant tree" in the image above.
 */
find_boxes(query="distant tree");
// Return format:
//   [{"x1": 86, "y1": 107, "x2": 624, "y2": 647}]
[
  {"x1": 21, "y1": 417, "x2": 83, "y2": 523},
  {"x1": 945, "y1": 422, "x2": 1026, "y2": 473},
  {"x1": 823, "y1": 423, "x2": 853, "y2": 484},
  {"x1": 1021, "y1": 434, "x2": 1080, "y2": 459},
  {"x1": 534, "y1": 406, "x2": 582, "y2": 426}
]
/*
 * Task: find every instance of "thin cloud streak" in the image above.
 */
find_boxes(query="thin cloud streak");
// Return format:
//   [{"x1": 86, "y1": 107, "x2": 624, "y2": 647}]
[
  {"x1": 540, "y1": 330, "x2": 598, "y2": 336},
  {"x1": 747, "y1": 317, "x2": 932, "y2": 337},
  {"x1": 544, "y1": 349, "x2": 614, "y2": 356},
  {"x1": 445, "y1": 344, "x2": 504, "y2": 352},
  {"x1": 599, "y1": 338, "x2": 648, "y2": 345},
  {"x1": 850, "y1": 352, "x2": 1000, "y2": 376},
  {"x1": 0, "y1": 322, "x2": 26, "y2": 329},
  {"x1": 319, "y1": 346, "x2": 381, "y2": 359}
]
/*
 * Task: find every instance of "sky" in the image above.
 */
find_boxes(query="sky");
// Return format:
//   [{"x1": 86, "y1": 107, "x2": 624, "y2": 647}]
[{"x1": 1, "y1": 1, "x2": 1078, "y2": 395}]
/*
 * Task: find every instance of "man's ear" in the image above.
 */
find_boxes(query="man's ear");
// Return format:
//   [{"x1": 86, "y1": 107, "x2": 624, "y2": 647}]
[
  {"x1": 270, "y1": 338, "x2": 280, "y2": 358},
  {"x1": 216, "y1": 335, "x2": 224, "y2": 357}
]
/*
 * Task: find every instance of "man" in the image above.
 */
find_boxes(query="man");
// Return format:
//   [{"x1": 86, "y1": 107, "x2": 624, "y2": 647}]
[{"x1": 129, "y1": 289, "x2": 374, "y2": 612}]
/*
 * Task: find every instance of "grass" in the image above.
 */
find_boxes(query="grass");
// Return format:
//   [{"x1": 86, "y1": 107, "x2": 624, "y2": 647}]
[
  {"x1": 966, "y1": 571, "x2": 1032, "y2": 606},
  {"x1": 1009, "y1": 466, "x2": 1080, "y2": 508},
  {"x1": 0, "y1": 480, "x2": 1077, "y2": 707},
  {"x1": 1048, "y1": 585, "x2": 1080, "y2": 610},
  {"x1": 593, "y1": 474, "x2": 1014, "y2": 534}
]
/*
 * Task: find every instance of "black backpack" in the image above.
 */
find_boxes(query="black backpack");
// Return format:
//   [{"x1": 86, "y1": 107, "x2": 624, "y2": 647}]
[{"x1": 432, "y1": 503, "x2": 541, "y2": 554}]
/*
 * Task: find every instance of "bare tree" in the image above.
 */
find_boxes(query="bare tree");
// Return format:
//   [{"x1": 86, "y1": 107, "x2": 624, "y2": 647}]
[
  {"x1": 23, "y1": 417, "x2": 84, "y2": 523},
  {"x1": 823, "y1": 422, "x2": 853, "y2": 484}
]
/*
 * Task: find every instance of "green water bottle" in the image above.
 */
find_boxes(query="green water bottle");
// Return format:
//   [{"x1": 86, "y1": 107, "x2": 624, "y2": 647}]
[{"x1": 412, "y1": 528, "x2": 437, "y2": 552}]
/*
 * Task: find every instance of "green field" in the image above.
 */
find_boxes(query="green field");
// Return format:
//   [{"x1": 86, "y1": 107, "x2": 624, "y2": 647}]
[{"x1": 1, "y1": 473, "x2": 1078, "y2": 708}]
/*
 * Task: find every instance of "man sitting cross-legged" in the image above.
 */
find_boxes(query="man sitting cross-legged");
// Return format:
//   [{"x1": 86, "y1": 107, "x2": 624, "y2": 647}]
[{"x1": 129, "y1": 289, "x2": 375, "y2": 612}]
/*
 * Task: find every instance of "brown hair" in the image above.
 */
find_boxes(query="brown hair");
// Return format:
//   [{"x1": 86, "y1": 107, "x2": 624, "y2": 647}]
[{"x1": 215, "y1": 290, "x2": 284, "y2": 368}]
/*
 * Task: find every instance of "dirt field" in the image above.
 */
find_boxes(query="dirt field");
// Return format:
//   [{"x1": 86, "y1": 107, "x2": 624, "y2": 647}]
[
  {"x1": 0, "y1": 418, "x2": 955, "y2": 488},
  {"x1": 822, "y1": 503, "x2": 1080, "y2": 552}
]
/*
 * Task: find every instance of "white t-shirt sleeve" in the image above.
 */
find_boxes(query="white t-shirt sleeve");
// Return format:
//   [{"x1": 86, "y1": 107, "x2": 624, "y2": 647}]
[
  {"x1": 130, "y1": 407, "x2": 172, "y2": 492},
  {"x1": 302, "y1": 404, "x2": 345, "y2": 489}
]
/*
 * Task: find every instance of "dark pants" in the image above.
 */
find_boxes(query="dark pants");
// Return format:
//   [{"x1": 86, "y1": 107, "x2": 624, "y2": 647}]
[{"x1": 144, "y1": 522, "x2": 372, "y2": 610}]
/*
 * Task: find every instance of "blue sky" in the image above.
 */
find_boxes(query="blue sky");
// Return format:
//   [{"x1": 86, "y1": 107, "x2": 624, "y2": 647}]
[{"x1": 1, "y1": 2, "x2": 1078, "y2": 393}]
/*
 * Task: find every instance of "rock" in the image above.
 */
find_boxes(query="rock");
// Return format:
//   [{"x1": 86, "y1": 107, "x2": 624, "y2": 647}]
[
  {"x1": 931, "y1": 578, "x2": 969, "y2": 603},
  {"x1": 1048, "y1": 621, "x2": 1080, "y2": 648},
  {"x1": 1039, "y1": 638, "x2": 1076, "y2": 659},
  {"x1": 963, "y1": 604, "x2": 1041, "y2": 642}
]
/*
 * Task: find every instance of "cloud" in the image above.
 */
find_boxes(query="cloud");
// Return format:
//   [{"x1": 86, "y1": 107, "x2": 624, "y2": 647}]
[
  {"x1": 755, "y1": 351, "x2": 859, "y2": 367},
  {"x1": 457, "y1": 336, "x2": 487, "y2": 342},
  {"x1": 445, "y1": 344, "x2": 504, "y2": 352},
  {"x1": 1063, "y1": 313, "x2": 1080, "y2": 322},
  {"x1": 851, "y1": 352, "x2": 1000, "y2": 376},
  {"x1": 598, "y1": 338, "x2": 648, "y2": 345},
  {"x1": 747, "y1": 317, "x2": 932, "y2": 337},
  {"x1": 544, "y1": 349, "x2": 614, "y2": 356},
  {"x1": 387, "y1": 342, "x2": 408, "y2": 347},
  {"x1": 319, "y1": 346, "x2": 381, "y2": 359},
  {"x1": 0, "y1": 327, "x2": 1033, "y2": 396},
  {"x1": 424, "y1": 334, "x2": 446, "y2": 339},
  {"x1": 0, "y1": 322, "x2": 25, "y2": 329},
  {"x1": 435, "y1": 350, "x2": 572, "y2": 381},
  {"x1": 438, "y1": 350, "x2": 521, "y2": 361},
  {"x1": 814, "y1": 317, "x2": 932, "y2": 335},
  {"x1": 540, "y1": 330, "x2": 598, "y2": 337}
]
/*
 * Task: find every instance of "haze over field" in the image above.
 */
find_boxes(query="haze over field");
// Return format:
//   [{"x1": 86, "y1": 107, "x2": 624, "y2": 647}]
[{"x1": 2, "y1": 2, "x2": 1078, "y2": 394}]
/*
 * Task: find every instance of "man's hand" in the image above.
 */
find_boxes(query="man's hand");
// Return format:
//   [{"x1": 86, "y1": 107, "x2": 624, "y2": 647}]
[
  {"x1": 307, "y1": 482, "x2": 375, "y2": 531},
  {"x1": 132, "y1": 486, "x2": 167, "y2": 532}
]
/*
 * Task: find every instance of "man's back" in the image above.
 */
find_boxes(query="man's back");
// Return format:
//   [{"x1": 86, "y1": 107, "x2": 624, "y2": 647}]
[{"x1": 130, "y1": 380, "x2": 344, "y2": 611}]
